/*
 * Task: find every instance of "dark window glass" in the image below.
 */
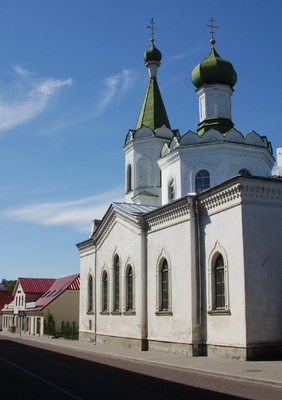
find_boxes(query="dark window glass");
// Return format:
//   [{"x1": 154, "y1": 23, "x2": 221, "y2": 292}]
[
  {"x1": 127, "y1": 266, "x2": 133, "y2": 311},
  {"x1": 239, "y1": 168, "x2": 251, "y2": 177},
  {"x1": 215, "y1": 255, "x2": 225, "y2": 309},
  {"x1": 161, "y1": 260, "x2": 169, "y2": 311},
  {"x1": 195, "y1": 170, "x2": 210, "y2": 193},
  {"x1": 127, "y1": 164, "x2": 132, "y2": 192},
  {"x1": 88, "y1": 275, "x2": 93, "y2": 312},
  {"x1": 102, "y1": 271, "x2": 108, "y2": 312},
  {"x1": 114, "y1": 256, "x2": 120, "y2": 311},
  {"x1": 168, "y1": 178, "x2": 175, "y2": 202}
]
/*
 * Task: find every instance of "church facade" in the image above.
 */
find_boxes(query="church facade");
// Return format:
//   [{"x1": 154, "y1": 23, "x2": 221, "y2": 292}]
[{"x1": 77, "y1": 30, "x2": 282, "y2": 360}]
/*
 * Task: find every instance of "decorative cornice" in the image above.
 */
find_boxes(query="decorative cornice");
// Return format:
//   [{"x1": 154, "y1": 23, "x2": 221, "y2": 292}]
[
  {"x1": 158, "y1": 151, "x2": 180, "y2": 169},
  {"x1": 239, "y1": 181, "x2": 282, "y2": 201},
  {"x1": 76, "y1": 238, "x2": 95, "y2": 254},
  {"x1": 146, "y1": 198, "x2": 190, "y2": 230},
  {"x1": 94, "y1": 205, "x2": 142, "y2": 248},
  {"x1": 199, "y1": 178, "x2": 282, "y2": 217},
  {"x1": 199, "y1": 184, "x2": 241, "y2": 216},
  {"x1": 162, "y1": 141, "x2": 274, "y2": 169}
]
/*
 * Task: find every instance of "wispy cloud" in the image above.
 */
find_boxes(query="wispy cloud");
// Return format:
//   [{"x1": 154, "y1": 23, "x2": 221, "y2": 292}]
[
  {"x1": 166, "y1": 52, "x2": 187, "y2": 63},
  {"x1": 0, "y1": 187, "x2": 124, "y2": 233},
  {"x1": 94, "y1": 69, "x2": 137, "y2": 116},
  {"x1": 0, "y1": 65, "x2": 72, "y2": 132}
]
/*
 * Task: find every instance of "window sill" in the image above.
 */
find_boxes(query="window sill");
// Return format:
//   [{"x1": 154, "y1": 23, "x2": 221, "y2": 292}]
[
  {"x1": 111, "y1": 311, "x2": 122, "y2": 315},
  {"x1": 124, "y1": 310, "x2": 135, "y2": 316},
  {"x1": 86, "y1": 311, "x2": 94, "y2": 315},
  {"x1": 155, "y1": 310, "x2": 173, "y2": 316},
  {"x1": 100, "y1": 311, "x2": 110, "y2": 315},
  {"x1": 208, "y1": 309, "x2": 231, "y2": 316}
]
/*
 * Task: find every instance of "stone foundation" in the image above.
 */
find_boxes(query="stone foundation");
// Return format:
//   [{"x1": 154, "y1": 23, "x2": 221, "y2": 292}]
[
  {"x1": 79, "y1": 330, "x2": 96, "y2": 343},
  {"x1": 148, "y1": 340, "x2": 205, "y2": 357},
  {"x1": 96, "y1": 334, "x2": 148, "y2": 351},
  {"x1": 78, "y1": 332, "x2": 282, "y2": 361},
  {"x1": 207, "y1": 343, "x2": 282, "y2": 361}
]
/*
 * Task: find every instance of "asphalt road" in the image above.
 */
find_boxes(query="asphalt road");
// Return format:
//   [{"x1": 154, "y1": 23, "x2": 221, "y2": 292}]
[{"x1": 0, "y1": 337, "x2": 281, "y2": 399}]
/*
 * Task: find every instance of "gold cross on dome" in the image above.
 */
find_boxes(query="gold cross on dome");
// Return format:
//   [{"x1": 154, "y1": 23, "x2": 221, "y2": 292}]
[{"x1": 147, "y1": 18, "x2": 157, "y2": 43}]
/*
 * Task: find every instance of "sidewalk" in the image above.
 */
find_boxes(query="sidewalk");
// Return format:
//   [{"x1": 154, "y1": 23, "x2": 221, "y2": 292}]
[{"x1": 1, "y1": 331, "x2": 282, "y2": 388}]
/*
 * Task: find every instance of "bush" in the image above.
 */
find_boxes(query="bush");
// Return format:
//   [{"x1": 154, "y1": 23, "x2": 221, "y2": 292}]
[
  {"x1": 44, "y1": 310, "x2": 56, "y2": 336},
  {"x1": 61, "y1": 320, "x2": 78, "y2": 340}
]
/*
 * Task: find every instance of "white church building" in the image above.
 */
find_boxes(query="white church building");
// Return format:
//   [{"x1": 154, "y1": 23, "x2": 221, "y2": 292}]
[{"x1": 77, "y1": 27, "x2": 282, "y2": 361}]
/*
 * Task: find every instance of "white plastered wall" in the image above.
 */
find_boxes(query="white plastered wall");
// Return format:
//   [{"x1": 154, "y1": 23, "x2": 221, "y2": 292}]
[
  {"x1": 201, "y1": 196, "x2": 247, "y2": 348},
  {"x1": 95, "y1": 217, "x2": 144, "y2": 340}
]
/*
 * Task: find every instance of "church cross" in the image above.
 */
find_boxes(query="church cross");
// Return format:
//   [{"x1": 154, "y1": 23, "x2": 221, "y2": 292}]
[
  {"x1": 147, "y1": 18, "x2": 157, "y2": 43},
  {"x1": 207, "y1": 17, "x2": 218, "y2": 45}
]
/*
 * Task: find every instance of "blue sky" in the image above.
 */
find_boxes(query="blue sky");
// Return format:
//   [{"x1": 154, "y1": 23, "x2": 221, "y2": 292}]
[{"x1": 0, "y1": 0, "x2": 281, "y2": 279}]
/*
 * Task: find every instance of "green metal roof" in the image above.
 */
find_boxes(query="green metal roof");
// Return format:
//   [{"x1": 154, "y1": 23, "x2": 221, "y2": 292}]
[
  {"x1": 136, "y1": 77, "x2": 171, "y2": 130},
  {"x1": 144, "y1": 44, "x2": 162, "y2": 62},
  {"x1": 197, "y1": 116, "x2": 234, "y2": 136},
  {"x1": 191, "y1": 47, "x2": 237, "y2": 89}
]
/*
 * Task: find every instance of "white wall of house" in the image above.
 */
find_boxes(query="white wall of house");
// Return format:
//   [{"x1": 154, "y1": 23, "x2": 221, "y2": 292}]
[
  {"x1": 124, "y1": 129, "x2": 174, "y2": 206},
  {"x1": 200, "y1": 184, "x2": 247, "y2": 357},
  {"x1": 160, "y1": 140, "x2": 274, "y2": 204},
  {"x1": 78, "y1": 176, "x2": 282, "y2": 359},
  {"x1": 47, "y1": 290, "x2": 79, "y2": 330},
  {"x1": 146, "y1": 198, "x2": 201, "y2": 355},
  {"x1": 79, "y1": 241, "x2": 95, "y2": 341},
  {"x1": 241, "y1": 180, "x2": 282, "y2": 346},
  {"x1": 93, "y1": 211, "x2": 146, "y2": 349}
]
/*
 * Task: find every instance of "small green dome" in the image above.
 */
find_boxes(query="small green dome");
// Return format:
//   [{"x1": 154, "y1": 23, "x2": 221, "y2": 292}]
[
  {"x1": 191, "y1": 47, "x2": 237, "y2": 88},
  {"x1": 144, "y1": 44, "x2": 162, "y2": 62}
]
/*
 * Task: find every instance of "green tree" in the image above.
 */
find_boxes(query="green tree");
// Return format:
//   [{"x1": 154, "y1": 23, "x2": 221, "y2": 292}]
[
  {"x1": 44, "y1": 309, "x2": 56, "y2": 336},
  {"x1": 5, "y1": 280, "x2": 17, "y2": 292}
]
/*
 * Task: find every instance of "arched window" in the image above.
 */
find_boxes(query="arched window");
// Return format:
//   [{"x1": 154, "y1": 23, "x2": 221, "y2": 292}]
[
  {"x1": 161, "y1": 259, "x2": 169, "y2": 311},
  {"x1": 195, "y1": 169, "x2": 210, "y2": 193},
  {"x1": 127, "y1": 164, "x2": 132, "y2": 192},
  {"x1": 102, "y1": 271, "x2": 108, "y2": 312},
  {"x1": 113, "y1": 255, "x2": 120, "y2": 312},
  {"x1": 126, "y1": 265, "x2": 134, "y2": 311},
  {"x1": 239, "y1": 168, "x2": 251, "y2": 177},
  {"x1": 88, "y1": 275, "x2": 93, "y2": 312},
  {"x1": 168, "y1": 177, "x2": 175, "y2": 202},
  {"x1": 214, "y1": 255, "x2": 225, "y2": 309}
]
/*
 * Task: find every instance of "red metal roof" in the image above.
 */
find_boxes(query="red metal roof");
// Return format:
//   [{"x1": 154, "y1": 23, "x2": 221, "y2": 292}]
[
  {"x1": 17, "y1": 278, "x2": 55, "y2": 294},
  {"x1": 27, "y1": 273, "x2": 80, "y2": 311},
  {"x1": 0, "y1": 292, "x2": 13, "y2": 314}
]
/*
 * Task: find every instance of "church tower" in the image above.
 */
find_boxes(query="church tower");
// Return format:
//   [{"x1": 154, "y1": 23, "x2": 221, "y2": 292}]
[
  {"x1": 124, "y1": 19, "x2": 178, "y2": 206},
  {"x1": 190, "y1": 25, "x2": 237, "y2": 136},
  {"x1": 159, "y1": 20, "x2": 274, "y2": 201}
]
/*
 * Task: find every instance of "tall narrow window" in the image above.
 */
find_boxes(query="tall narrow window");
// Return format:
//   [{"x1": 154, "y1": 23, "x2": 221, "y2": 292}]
[
  {"x1": 126, "y1": 265, "x2": 134, "y2": 311},
  {"x1": 88, "y1": 275, "x2": 93, "y2": 312},
  {"x1": 102, "y1": 271, "x2": 108, "y2": 312},
  {"x1": 195, "y1": 169, "x2": 210, "y2": 193},
  {"x1": 113, "y1": 255, "x2": 120, "y2": 312},
  {"x1": 127, "y1": 164, "x2": 132, "y2": 192},
  {"x1": 168, "y1": 177, "x2": 175, "y2": 202},
  {"x1": 161, "y1": 259, "x2": 169, "y2": 311},
  {"x1": 215, "y1": 255, "x2": 225, "y2": 309}
]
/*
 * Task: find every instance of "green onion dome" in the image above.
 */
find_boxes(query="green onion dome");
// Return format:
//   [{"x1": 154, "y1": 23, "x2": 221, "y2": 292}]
[
  {"x1": 144, "y1": 44, "x2": 162, "y2": 62},
  {"x1": 191, "y1": 44, "x2": 237, "y2": 89}
]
